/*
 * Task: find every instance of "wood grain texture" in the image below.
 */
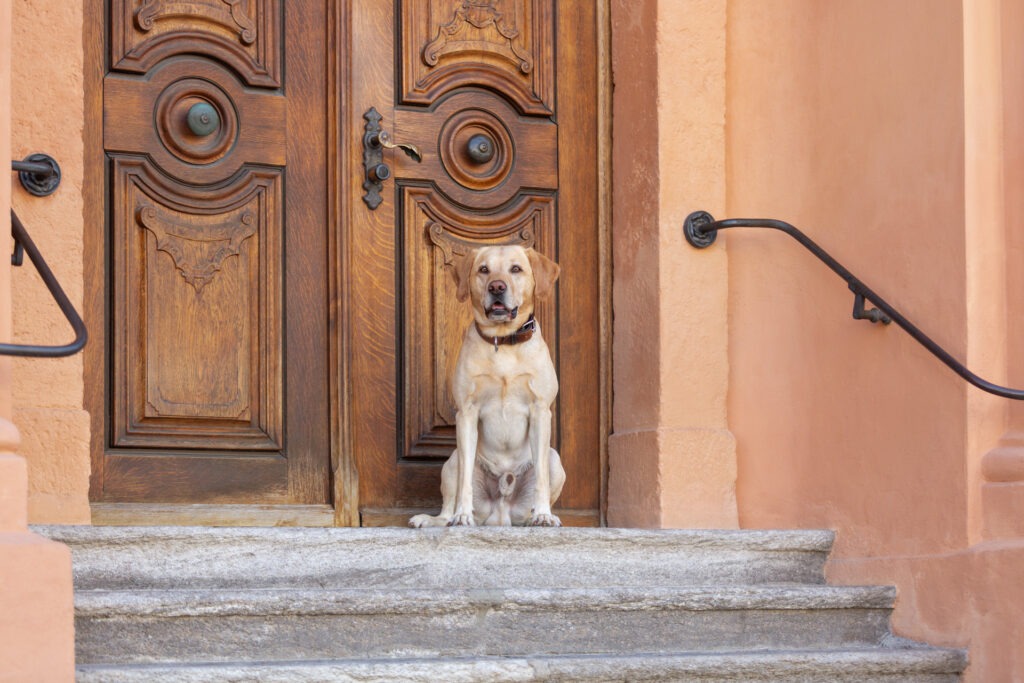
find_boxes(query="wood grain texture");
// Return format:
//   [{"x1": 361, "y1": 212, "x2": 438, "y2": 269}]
[
  {"x1": 349, "y1": 0, "x2": 401, "y2": 511},
  {"x1": 110, "y1": 158, "x2": 283, "y2": 451},
  {"x1": 93, "y1": 0, "x2": 331, "y2": 507},
  {"x1": 350, "y1": 0, "x2": 603, "y2": 520},
  {"x1": 86, "y1": 0, "x2": 107, "y2": 501},
  {"x1": 552, "y1": 2, "x2": 601, "y2": 512},
  {"x1": 110, "y1": 0, "x2": 282, "y2": 87},
  {"x1": 91, "y1": 503, "x2": 334, "y2": 527},
  {"x1": 88, "y1": 0, "x2": 607, "y2": 523},
  {"x1": 401, "y1": 190, "x2": 558, "y2": 461},
  {"x1": 399, "y1": 0, "x2": 554, "y2": 115},
  {"x1": 331, "y1": 2, "x2": 360, "y2": 526},
  {"x1": 103, "y1": 57, "x2": 286, "y2": 184}
]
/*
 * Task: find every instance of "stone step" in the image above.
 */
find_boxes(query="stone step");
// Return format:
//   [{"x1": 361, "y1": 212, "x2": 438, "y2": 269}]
[
  {"x1": 39, "y1": 526, "x2": 834, "y2": 590},
  {"x1": 75, "y1": 648, "x2": 967, "y2": 683},
  {"x1": 45, "y1": 526, "x2": 965, "y2": 680},
  {"x1": 76, "y1": 585, "x2": 896, "y2": 664}
]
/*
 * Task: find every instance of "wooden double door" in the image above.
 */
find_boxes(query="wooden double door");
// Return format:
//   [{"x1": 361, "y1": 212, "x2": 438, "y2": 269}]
[{"x1": 90, "y1": 1, "x2": 603, "y2": 526}]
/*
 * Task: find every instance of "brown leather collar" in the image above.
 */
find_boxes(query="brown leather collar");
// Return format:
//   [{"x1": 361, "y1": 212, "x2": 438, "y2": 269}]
[{"x1": 476, "y1": 314, "x2": 536, "y2": 351}]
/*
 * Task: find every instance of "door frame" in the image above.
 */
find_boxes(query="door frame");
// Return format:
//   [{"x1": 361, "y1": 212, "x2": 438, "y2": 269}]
[{"x1": 84, "y1": 0, "x2": 611, "y2": 527}]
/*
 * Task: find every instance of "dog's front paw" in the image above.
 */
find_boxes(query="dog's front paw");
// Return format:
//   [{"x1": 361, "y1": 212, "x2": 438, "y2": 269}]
[
  {"x1": 409, "y1": 514, "x2": 444, "y2": 528},
  {"x1": 447, "y1": 513, "x2": 476, "y2": 527},
  {"x1": 528, "y1": 512, "x2": 562, "y2": 527}
]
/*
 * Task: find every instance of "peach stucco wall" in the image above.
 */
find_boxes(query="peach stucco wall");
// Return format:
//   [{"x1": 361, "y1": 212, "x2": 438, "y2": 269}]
[
  {"x1": 0, "y1": 0, "x2": 76, "y2": 679},
  {"x1": 725, "y1": 1, "x2": 1023, "y2": 680},
  {"x1": 728, "y1": 0, "x2": 969, "y2": 556},
  {"x1": 10, "y1": 0, "x2": 90, "y2": 524}
]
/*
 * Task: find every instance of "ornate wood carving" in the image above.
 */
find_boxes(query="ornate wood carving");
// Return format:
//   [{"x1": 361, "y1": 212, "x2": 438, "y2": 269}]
[
  {"x1": 103, "y1": 58, "x2": 285, "y2": 185},
  {"x1": 135, "y1": 0, "x2": 258, "y2": 44},
  {"x1": 400, "y1": 188, "x2": 558, "y2": 459},
  {"x1": 95, "y1": 0, "x2": 333, "y2": 509},
  {"x1": 137, "y1": 205, "x2": 256, "y2": 293},
  {"x1": 399, "y1": 0, "x2": 554, "y2": 115},
  {"x1": 111, "y1": 0, "x2": 281, "y2": 88},
  {"x1": 426, "y1": 220, "x2": 535, "y2": 265},
  {"x1": 153, "y1": 76, "x2": 239, "y2": 167},
  {"x1": 111, "y1": 155, "x2": 283, "y2": 450},
  {"x1": 391, "y1": 89, "x2": 556, "y2": 210},
  {"x1": 422, "y1": 0, "x2": 533, "y2": 73}
]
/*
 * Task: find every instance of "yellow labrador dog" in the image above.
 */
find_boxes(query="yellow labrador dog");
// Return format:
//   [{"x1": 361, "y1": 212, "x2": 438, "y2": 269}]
[{"x1": 409, "y1": 245, "x2": 565, "y2": 527}]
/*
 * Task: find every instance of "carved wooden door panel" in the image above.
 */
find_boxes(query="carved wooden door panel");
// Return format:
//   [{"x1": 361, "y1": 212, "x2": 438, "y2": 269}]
[
  {"x1": 93, "y1": 0, "x2": 332, "y2": 513},
  {"x1": 349, "y1": 1, "x2": 603, "y2": 525}
]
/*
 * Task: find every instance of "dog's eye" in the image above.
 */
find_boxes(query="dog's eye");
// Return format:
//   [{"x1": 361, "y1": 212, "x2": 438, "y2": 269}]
[
  {"x1": 510, "y1": 265, "x2": 522, "y2": 273},
  {"x1": 478, "y1": 265, "x2": 489, "y2": 274}
]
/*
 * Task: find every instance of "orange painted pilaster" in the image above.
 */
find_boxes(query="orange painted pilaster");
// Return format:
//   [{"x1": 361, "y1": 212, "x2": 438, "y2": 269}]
[
  {"x1": 963, "y1": 0, "x2": 1009, "y2": 546},
  {"x1": 979, "y1": 0, "x2": 1024, "y2": 544},
  {"x1": 608, "y1": 0, "x2": 737, "y2": 528},
  {"x1": 0, "y1": 0, "x2": 75, "y2": 677}
]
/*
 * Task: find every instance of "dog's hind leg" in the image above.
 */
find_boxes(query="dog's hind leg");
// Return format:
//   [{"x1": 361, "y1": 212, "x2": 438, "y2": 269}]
[
  {"x1": 409, "y1": 451, "x2": 459, "y2": 528},
  {"x1": 509, "y1": 449, "x2": 564, "y2": 526}
]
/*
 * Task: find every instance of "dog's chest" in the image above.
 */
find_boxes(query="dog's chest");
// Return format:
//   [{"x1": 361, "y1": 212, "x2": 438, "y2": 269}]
[
  {"x1": 473, "y1": 364, "x2": 534, "y2": 453},
  {"x1": 472, "y1": 354, "x2": 534, "y2": 402},
  {"x1": 462, "y1": 345, "x2": 534, "y2": 403}
]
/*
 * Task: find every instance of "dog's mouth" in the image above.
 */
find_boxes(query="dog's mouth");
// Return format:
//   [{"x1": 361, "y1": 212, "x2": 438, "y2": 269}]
[{"x1": 485, "y1": 302, "x2": 519, "y2": 321}]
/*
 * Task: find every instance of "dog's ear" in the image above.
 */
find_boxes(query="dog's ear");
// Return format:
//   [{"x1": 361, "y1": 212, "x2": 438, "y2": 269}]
[
  {"x1": 527, "y1": 249, "x2": 560, "y2": 300},
  {"x1": 451, "y1": 249, "x2": 476, "y2": 302}
]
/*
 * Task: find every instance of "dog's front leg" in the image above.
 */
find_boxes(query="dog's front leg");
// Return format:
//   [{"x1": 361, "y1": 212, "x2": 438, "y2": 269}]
[
  {"x1": 451, "y1": 403, "x2": 480, "y2": 526},
  {"x1": 527, "y1": 401, "x2": 561, "y2": 527}
]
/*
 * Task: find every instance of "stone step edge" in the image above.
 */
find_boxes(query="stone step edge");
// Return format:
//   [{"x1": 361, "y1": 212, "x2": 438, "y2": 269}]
[
  {"x1": 76, "y1": 584, "x2": 896, "y2": 618},
  {"x1": 38, "y1": 525, "x2": 836, "y2": 553},
  {"x1": 74, "y1": 647, "x2": 968, "y2": 683}
]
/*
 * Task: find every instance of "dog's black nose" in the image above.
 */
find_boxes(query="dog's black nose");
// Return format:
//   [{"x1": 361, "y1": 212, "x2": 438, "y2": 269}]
[{"x1": 488, "y1": 280, "x2": 507, "y2": 295}]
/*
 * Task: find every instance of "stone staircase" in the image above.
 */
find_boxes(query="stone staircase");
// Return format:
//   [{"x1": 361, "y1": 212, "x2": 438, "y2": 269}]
[{"x1": 39, "y1": 526, "x2": 966, "y2": 682}]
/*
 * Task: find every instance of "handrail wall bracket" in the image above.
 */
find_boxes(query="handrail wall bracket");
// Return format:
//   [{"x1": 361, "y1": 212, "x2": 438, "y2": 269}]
[
  {"x1": 683, "y1": 210, "x2": 718, "y2": 249},
  {"x1": 13, "y1": 153, "x2": 61, "y2": 197},
  {"x1": 6, "y1": 156, "x2": 86, "y2": 357}
]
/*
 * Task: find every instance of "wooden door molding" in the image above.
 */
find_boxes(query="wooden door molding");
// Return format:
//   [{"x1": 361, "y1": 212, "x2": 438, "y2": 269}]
[
  {"x1": 88, "y1": 0, "x2": 335, "y2": 522},
  {"x1": 85, "y1": 1, "x2": 609, "y2": 526},
  {"x1": 331, "y1": 2, "x2": 359, "y2": 526},
  {"x1": 399, "y1": 0, "x2": 554, "y2": 114},
  {"x1": 110, "y1": 0, "x2": 281, "y2": 87},
  {"x1": 401, "y1": 191, "x2": 558, "y2": 462},
  {"x1": 347, "y1": 1, "x2": 609, "y2": 526}
]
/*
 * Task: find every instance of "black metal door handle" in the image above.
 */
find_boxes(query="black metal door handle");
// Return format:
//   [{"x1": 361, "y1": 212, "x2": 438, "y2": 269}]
[{"x1": 361, "y1": 107, "x2": 422, "y2": 210}]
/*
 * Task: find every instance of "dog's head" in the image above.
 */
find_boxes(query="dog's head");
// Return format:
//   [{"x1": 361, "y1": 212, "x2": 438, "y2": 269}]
[{"x1": 452, "y1": 246, "x2": 560, "y2": 329}]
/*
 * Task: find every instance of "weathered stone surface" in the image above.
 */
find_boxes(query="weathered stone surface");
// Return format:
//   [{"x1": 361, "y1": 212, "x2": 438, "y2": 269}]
[
  {"x1": 37, "y1": 526, "x2": 965, "y2": 681},
  {"x1": 76, "y1": 649, "x2": 967, "y2": 683},
  {"x1": 75, "y1": 585, "x2": 897, "y2": 663},
  {"x1": 76, "y1": 584, "x2": 897, "y2": 618},
  {"x1": 38, "y1": 526, "x2": 834, "y2": 590}
]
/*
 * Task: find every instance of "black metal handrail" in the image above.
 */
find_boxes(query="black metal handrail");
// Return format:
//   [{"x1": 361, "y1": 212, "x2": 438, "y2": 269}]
[
  {"x1": 5, "y1": 156, "x2": 87, "y2": 357},
  {"x1": 684, "y1": 210, "x2": 1024, "y2": 400},
  {"x1": 1, "y1": 211, "x2": 88, "y2": 357}
]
